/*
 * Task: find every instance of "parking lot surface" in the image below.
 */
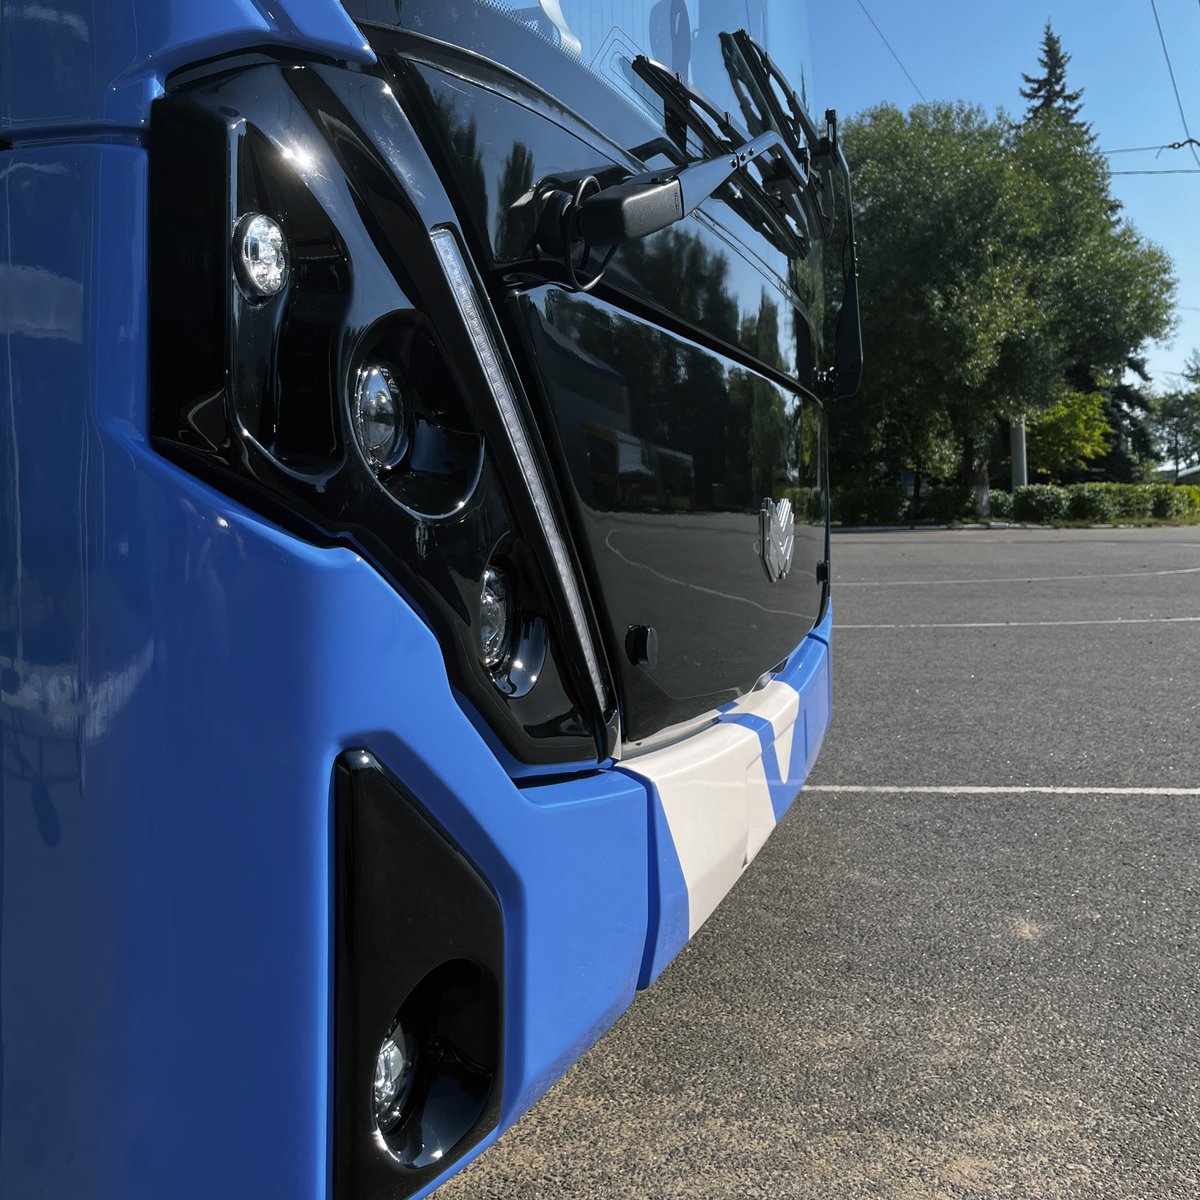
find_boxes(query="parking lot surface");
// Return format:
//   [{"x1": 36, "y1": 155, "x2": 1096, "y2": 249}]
[{"x1": 440, "y1": 527, "x2": 1200, "y2": 1199}]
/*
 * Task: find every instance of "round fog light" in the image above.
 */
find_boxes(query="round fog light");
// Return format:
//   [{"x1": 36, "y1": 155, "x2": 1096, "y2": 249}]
[
  {"x1": 234, "y1": 213, "x2": 289, "y2": 298},
  {"x1": 353, "y1": 363, "x2": 406, "y2": 469},
  {"x1": 479, "y1": 567, "x2": 513, "y2": 670},
  {"x1": 373, "y1": 1022, "x2": 414, "y2": 1134}
]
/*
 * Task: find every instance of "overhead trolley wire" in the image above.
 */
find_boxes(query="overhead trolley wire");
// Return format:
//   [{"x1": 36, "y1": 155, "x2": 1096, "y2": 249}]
[
  {"x1": 853, "y1": 0, "x2": 926, "y2": 103},
  {"x1": 1102, "y1": 138, "x2": 1200, "y2": 155},
  {"x1": 1148, "y1": 0, "x2": 1200, "y2": 169}
]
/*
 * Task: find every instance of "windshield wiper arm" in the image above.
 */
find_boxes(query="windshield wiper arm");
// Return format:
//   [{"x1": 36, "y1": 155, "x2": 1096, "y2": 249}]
[{"x1": 629, "y1": 54, "x2": 812, "y2": 259}]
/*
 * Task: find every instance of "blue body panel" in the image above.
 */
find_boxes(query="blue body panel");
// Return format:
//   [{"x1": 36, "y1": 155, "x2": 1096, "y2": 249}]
[
  {"x1": 0, "y1": 0, "x2": 372, "y2": 135},
  {"x1": 0, "y1": 4, "x2": 833, "y2": 1196}
]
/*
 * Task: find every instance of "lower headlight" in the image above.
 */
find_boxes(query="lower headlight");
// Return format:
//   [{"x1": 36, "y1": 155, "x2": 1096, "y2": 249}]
[
  {"x1": 353, "y1": 362, "x2": 407, "y2": 470},
  {"x1": 374, "y1": 1021, "x2": 414, "y2": 1134},
  {"x1": 479, "y1": 566, "x2": 513, "y2": 670}
]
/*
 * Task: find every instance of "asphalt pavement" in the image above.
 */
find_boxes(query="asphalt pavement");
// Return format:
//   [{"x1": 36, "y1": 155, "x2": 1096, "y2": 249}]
[{"x1": 439, "y1": 526, "x2": 1200, "y2": 1199}]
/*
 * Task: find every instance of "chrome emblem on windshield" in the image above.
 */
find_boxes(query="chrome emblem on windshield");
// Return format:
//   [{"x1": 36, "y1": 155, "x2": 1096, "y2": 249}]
[{"x1": 759, "y1": 497, "x2": 795, "y2": 583}]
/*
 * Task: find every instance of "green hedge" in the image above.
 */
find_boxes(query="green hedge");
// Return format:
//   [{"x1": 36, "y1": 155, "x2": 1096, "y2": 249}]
[
  {"x1": 1065, "y1": 483, "x2": 1117, "y2": 522},
  {"x1": 830, "y1": 481, "x2": 1200, "y2": 526},
  {"x1": 920, "y1": 483, "x2": 973, "y2": 523},
  {"x1": 988, "y1": 489, "x2": 1013, "y2": 519},
  {"x1": 1150, "y1": 484, "x2": 1199, "y2": 519},
  {"x1": 1012, "y1": 485, "x2": 1069, "y2": 522},
  {"x1": 1004, "y1": 482, "x2": 1200, "y2": 523},
  {"x1": 831, "y1": 483, "x2": 908, "y2": 525}
]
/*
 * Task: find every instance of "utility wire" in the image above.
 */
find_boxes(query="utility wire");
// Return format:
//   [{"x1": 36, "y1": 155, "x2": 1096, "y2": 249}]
[
  {"x1": 1148, "y1": 0, "x2": 1200, "y2": 169},
  {"x1": 1102, "y1": 138, "x2": 1200, "y2": 155},
  {"x1": 1111, "y1": 168, "x2": 1200, "y2": 174},
  {"x1": 854, "y1": 0, "x2": 926, "y2": 103}
]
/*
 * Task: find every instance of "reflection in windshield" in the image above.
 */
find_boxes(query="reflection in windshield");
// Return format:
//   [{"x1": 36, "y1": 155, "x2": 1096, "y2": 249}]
[{"x1": 494, "y1": 1, "x2": 814, "y2": 128}]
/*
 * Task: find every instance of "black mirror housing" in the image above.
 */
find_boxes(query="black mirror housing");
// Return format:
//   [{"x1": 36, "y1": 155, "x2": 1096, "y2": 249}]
[{"x1": 835, "y1": 269, "x2": 863, "y2": 399}]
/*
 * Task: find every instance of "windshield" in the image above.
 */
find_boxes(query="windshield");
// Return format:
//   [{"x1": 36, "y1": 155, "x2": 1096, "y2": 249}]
[{"x1": 471, "y1": 1, "x2": 816, "y2": 136}]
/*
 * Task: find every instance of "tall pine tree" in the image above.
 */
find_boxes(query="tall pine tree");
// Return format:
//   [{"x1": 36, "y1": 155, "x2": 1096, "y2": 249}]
[{"x1": 1020, "y1": 22, "x2": 1085, "y2": 127}]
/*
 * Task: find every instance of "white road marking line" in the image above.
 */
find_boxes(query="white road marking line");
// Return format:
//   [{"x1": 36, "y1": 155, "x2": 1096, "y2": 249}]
[
  {"x1": 805, "y1": 785, "x2": 1200, "y2": 796},
  {"x1": 837, "y1": 565, "x2": 1200, "y2": 587},
  {"x1": 839, "y1": 616, "x2": 1200, "y2": 630}
]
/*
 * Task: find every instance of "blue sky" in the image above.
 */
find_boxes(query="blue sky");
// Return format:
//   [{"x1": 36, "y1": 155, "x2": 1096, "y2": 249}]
[{"x1": 807, "y1": 0, "x2": 1200, "y2": 391}]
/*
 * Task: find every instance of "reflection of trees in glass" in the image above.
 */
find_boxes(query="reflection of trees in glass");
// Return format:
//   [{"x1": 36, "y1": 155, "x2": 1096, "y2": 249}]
[
  {"x1": 615, "y1": 227, "x2": 740, "y2": 344},
  {"x1": 550, "y1": 228, "x2": 753, "y2": 508},
  {"x1": 546, "y1": 274, "x2": 814, "y2": 513},
  {"x1": 548, "y1": 285, "x2": 724, "y2": 503},
  {"x1": 430, "y1": 92, "x2": 489, "y2": 243},
  {"x1": 793, "y1": 406, "x2": 825, "y2": 524},
  {"x1": 731, "y1": 293, "x2": 792, "y2": 501},
  {"x1": 496, "y1": 142, "x2": 535, "y2": 257}
]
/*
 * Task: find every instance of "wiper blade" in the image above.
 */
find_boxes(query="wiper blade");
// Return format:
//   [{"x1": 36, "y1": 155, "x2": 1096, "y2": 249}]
[
  {"x1": 726, "y1": 29, "x2": 821, "y2": 150},
  {"x1": 722, "y1": 29, "x2": 835, "y2": 239},
  {"x1": 630, "y1": 54, "x2": 811, "y2": 260}
]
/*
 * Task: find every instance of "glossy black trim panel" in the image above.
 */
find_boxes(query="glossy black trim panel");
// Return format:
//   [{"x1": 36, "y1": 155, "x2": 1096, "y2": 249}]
[{"x1": 512, "y1": 285, "x2": 827, "y2": 740}]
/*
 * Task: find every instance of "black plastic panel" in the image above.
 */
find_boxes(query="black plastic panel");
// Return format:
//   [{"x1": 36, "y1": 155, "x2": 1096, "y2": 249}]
[
  {"x1": 516, "y1": 286, "x2": 826, "y2": 741},
  {"x1": 333, "y1": 751, "x2": 504, "y2": 1200}
]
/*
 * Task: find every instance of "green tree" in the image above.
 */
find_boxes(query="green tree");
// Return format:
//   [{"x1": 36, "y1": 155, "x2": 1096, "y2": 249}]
[
  {"x1": 836, "y1": 102, "x2": 1043, "y2": 504},
  {"x1": 838, "y1": 100, "x2": 1174, "y2": 509},
  {"x1": 1152, "y1": 360, "x2": 1200, "y2": 480},
  {"x1": 1020, "y1": 22, "x2": 1085, "y2": 127},
  {"x1": 1092, "y1": 359, "x2": 1161, "y2": 482},
  {"x1": 1027, "y1": 389, "x2": 1111, "y2": 479},
  {"x1": 1015, "y1": 26, "x2": 1171, "y2": 485}
]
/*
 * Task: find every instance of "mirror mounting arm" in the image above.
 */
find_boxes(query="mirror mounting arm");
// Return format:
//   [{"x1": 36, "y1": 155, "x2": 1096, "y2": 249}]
[{"x1": 532, "y1": 128, "x2": 805, "y2": 260}]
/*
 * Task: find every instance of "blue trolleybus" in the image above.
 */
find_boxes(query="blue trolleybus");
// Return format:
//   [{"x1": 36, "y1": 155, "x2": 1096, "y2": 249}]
[{"x1": 0, "y1": 1, "x2": 860, "y2": 1195}]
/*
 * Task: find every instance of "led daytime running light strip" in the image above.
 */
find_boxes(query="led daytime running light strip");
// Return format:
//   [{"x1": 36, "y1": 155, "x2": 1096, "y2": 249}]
[{"x1": 430, "y1": 228, "x2": 609, "y2": 716}]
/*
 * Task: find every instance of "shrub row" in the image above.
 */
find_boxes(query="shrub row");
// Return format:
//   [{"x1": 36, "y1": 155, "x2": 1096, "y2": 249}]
[
  {"x1": 829, "y1": 481, "x2": 1200, "y2": 525},
  {"x1": 1010, "y1": 482, "x2": 1200, "y2": 523},
  {"x1": 830, "y1": 482, "x2": 909, "y2": 525}
]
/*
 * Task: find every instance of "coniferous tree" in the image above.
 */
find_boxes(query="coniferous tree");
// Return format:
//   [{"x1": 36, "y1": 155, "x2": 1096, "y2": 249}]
[{"x1": 1020, "y1": 21, "x2": 1085, "y2": 127}]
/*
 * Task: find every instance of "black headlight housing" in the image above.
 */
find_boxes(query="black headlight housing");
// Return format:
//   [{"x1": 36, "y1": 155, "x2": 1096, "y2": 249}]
[{"x1": 149, "y1": 57, "x2": 618, "y2": 766}]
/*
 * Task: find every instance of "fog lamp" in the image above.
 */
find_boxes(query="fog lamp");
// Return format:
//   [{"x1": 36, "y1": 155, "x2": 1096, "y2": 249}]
[
  {"x1": 479, "y1": 567, "x2": 513, "y2": 670},
  {"x1": 234, "y1": 213, "x2": 289, "y2": 297},
  {"x1": 373, "y1": 1022, "x2": 414, "y2": 1134},
  {"x1": 353, "y1": 363, "x2": 406, "y2": 469}
]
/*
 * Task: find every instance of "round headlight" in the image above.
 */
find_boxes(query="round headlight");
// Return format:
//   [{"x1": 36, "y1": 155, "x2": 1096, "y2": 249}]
[
  {"x1": 353, "y1": 363, "x2": 406, "y2": 470},
  {"x1": 373, "y1": 1022, "x2": 414, "y2": 1135},
  {"x1": 234, "y1": 213, "x2": 289, "y2": 298},
  {"x1": 479, "y1": 567, "x2": 513, "y2": 670}
]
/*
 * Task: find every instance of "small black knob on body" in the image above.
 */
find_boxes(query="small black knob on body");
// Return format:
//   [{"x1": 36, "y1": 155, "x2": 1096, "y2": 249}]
[
  {"x1": 816, "y1": 560, "x2": 830, "y2": 584},
  {"x1": 625, "y1": 624, "x2": 658, "y2": 667}
]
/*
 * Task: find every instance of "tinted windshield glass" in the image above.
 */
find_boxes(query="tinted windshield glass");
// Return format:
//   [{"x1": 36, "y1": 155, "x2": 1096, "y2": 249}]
[{"x1": 479, "y1": 1, "x2": 816, "y2": 133}]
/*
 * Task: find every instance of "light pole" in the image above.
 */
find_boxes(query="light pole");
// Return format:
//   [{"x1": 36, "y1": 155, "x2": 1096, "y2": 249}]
[{"x1": 1011, "y1": 418, "x2": 1028, "y2": 489}]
